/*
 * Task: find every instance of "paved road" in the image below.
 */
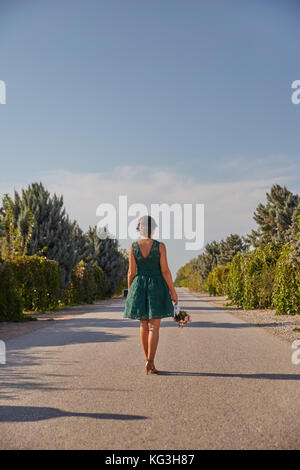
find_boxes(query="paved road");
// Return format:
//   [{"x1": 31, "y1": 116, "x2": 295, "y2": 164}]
[{"x1": 0, "y1": 288, "x2": 299, "y2": 449}]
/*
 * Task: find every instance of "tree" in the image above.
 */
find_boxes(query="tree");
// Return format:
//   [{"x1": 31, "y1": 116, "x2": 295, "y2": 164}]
[
  {"x1": 0, "y1": 182, "x2": 80, "y2": 294},
  {"x1": 175, "y1": 234, "x2": 247, "y2": 290},
  {"x1": 86, "y1": 226, "x2": 126, "y2": 296},
  {"x1": 72, "y1": 223, "x2": 95, "y2": 263},
  {"x1": 288, "y1": 201, "x2": 300, "y2": 267},
  {"x1": 287, "y1": 201, "x2": 300, "y2": 242},
  {"x1": 246, "y1": 184, "x2": 299, "y2": 247},
  {"x1": 192, "y1": 240, "x2": 221, "y2": 283},
  {"x1": 120, "y1": 247, "x2": 129, "y2": 277},
  {"x1": 218, "y1": 234, "x2": 247, "y2": 265},
  {"x1": 0, "y1": 195, "x2": 34, "y2": 261}
]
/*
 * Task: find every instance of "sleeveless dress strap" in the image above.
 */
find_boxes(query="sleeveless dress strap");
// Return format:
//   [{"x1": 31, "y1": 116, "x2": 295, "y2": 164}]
[
  {"x1": 131, "y1": 241, "x2": 140, "y2": 261},
  {"x1": 131, "y1": 241, "x2": 136, "y2": 256},
  {"x1": 132, "y1": 240, "x2": 160, "y2": 261},
  {"x1": 153, "y1": 239, "x2": 160, "y2": 253}
]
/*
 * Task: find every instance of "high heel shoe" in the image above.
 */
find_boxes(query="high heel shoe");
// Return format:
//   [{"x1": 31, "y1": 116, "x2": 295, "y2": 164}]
[
  {"x1": 145, "y1": 361, "x2": 152, "y2": 375},
  {"x1": 146, "y1": 360, "x2": 159, "y2": 374},
  {"x1": 150, "y1": 364, "x2": 159, "y2": 374}
]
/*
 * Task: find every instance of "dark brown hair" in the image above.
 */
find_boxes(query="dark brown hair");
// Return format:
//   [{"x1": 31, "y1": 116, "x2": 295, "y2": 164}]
[{"x1": 136, "y1": 215, "x2": 157, "y2": 238}]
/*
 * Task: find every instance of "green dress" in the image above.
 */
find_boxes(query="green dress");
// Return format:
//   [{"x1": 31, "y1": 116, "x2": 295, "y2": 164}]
[{"x1": 124, "y1": 239, "x2": 174, "y2": 320}]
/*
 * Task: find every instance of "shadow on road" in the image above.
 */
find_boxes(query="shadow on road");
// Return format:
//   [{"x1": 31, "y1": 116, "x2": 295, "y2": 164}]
[
  {"x1": 0, "y1": 348, "x2": 132, "y2": 400},
  {"x1": 181, "y1": 305, "x2": 238, "y2": 310},
  {"x1": 5, "y1": 318, "x2": 131, "y2": 349},
  {"x1": 0, "y1": 405, "x2": 148, "y2": 422},
  {"x1": 157, "y1": 371, "x2": 300, "y2": 380},
  {"x1": 183, "y1": 320, "x2": 282, "y2": 329}
]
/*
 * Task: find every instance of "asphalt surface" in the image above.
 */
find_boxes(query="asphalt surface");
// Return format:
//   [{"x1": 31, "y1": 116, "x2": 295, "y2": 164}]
[{"x1": 0, "y1": 287, "x2": 299, "y2": 450}]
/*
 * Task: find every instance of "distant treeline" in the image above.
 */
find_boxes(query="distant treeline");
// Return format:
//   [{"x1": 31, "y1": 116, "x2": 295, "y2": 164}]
[
  {"x1": 175, "y1": 184, "x2": 300, "y2": 315},
  {"x1": 0, "y1": 182, "x2": 128, "y2": 321}
]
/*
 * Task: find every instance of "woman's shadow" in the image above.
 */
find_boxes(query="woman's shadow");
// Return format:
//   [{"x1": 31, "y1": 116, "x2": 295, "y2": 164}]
[{"x1": 156, "y1": 371, "x2": 300, "y2": 380}]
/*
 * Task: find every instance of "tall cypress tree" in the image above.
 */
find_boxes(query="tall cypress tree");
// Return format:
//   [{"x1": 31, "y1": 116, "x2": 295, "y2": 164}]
[
  {"x1": 288, "y1": 201, "x2": 300, "y2": 266},
  {"x1": 246, "y1": 184, "x2": 299, "y2": 247},
  {"x1": 193, "y1": 240, "x2": 220, "y2": 283},
  {"x1": 218, "y1": 234, "x2": 247, "y2": 265},
  {"x1": 1, "y1": 182, "x2": 80, "y2": 294},
  {"x1": 185, "y1": 234, "x2": 246, "y2": 286},
  {"x1": 86, "y1": 226, "x2": 126, "y2": 296},
  {"x1": 72, "y1": 223, "x2": 95, "y2": 263},
  {"x1": 287, "y1": 201, "x2": 300, "y2": 242}
]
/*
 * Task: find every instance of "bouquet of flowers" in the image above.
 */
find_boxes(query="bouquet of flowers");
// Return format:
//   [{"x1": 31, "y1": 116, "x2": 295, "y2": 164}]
[{"x1": 173, "y1": 303, "x2": 191, "y2": 327}]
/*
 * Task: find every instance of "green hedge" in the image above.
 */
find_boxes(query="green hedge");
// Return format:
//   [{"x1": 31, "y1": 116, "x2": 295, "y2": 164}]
[
  {"x1": 12, "y1": 255, "x2": 60, "y2": 312},
  {"x1": 272, "y1": 243, "x2": 300, "y2": 315},
  {"x1": 63, "y1": 260, "x2": 106, "y2": 305},
  {"x1": 0, "y1": 258, "x2": 23, "y2": 321},
  {"x1": 205, "y1": 264, "x2": 230, "y2": 296},
  {"x1": 114, "y1": 276, "x2": 127, "y2": 297},
  {"x1": 93, "y1": 264, "x2": 106, "y2": 300},
  {"x1": 205, "y1": 241, "x2": 300, "y2": 315},
  {"x1": 242, "y1": 244, "x2": 282, "y2": 309},
  {"x1": 175, "y1": 262, "x2": 204, "y2": 292},
  {"x1": 226, "y1": 252, "x2": 246, "y2": 307},
  {"x1": 223, "y1": 244, "x2": 282, "y2": 310},
  {"x1": 184, "y1": 271, "x2": 202, "y2": 292},
  {"x1": 0, "y1": 256, "x2": 107, "y2": 320},
  {"x1": 177, "y1": 239, "x2": 300, "y2": 316}
]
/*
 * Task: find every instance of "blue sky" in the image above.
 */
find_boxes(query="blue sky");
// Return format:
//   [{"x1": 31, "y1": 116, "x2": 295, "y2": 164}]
[{"x1": 0, "y1": 0, "x2": 299, "y2": 275}]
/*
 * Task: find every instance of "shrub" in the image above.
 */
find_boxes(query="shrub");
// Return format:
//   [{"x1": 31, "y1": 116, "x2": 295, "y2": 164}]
[
  {"x1": 93, "y1": 265, "x2": 106, "y2": 300},
  {"x1": 225, "y1": 245, "x2": 282, "y2": 309},
  {"x1": 175, "y1": 262, "x2": 204, "y2": 292},
  {"x1": 205, "y1": 264, "x2": 230, "y2": 296},
  {"x1": 0, "y1": 258, "x2": 23, "y2": 321},
  {"x1": 176, "y1": 277, "x2": 191, "y2": 288},
  {"x1": 188, "y1": 271, "x2": 204, "y2": 292},
  {"x1": 272, "y1": 243, "x2": 300, "y2": 315},
  {"x1": 226, "y1": 252, "x2": 246, "y2": 307},
  {"x1": 12, "y1": 255, "x2": 60, "y2": 312},
  {"x1": 242, "y1": 244, "x2": 282, "y2": 309},
  {"x1": 63, "y1": 261, "x2": 106, "y2": 305},
  {"x1": 114, "y1": 275, "x2": 127, "y2": 297},
  {"x1": 205, "y1": 271, "x2": 215, "y2": 296}
]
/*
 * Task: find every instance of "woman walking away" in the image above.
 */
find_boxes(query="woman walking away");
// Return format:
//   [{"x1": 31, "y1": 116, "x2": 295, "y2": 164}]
[{"x1": 124, "y1": 215, "x2": 178, "y2": 374}]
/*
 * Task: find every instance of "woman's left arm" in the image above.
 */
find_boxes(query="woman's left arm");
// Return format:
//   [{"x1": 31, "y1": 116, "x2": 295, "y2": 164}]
[
  {"x1": 159, "y1": 242, "x2": 178, "y2": 304},
  {"x1": 128, "y1": 244, "x2": 137, "y2": 289}
]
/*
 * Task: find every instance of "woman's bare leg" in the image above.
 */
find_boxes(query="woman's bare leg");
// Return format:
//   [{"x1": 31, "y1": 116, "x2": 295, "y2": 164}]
[
  {"x1": 148, "y1": 319, "x2": 161, "y2": 363},
  {"x1": 140, "y1": 320, "x2": 149, "y2": 360}
]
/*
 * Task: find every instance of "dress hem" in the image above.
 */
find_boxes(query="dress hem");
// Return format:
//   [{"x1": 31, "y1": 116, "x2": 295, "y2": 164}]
[{"x1": 124, "y1": 315, "x2": 174, "y2": 320}]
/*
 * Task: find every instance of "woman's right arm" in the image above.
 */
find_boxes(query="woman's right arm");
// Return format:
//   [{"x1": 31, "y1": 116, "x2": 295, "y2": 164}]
[
  {"x1": 128, "y1": 244, "x2": 137, "y2": 289},
  {"x1": 159, "y1": 242, "x2": 178, "y2": 304}
]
